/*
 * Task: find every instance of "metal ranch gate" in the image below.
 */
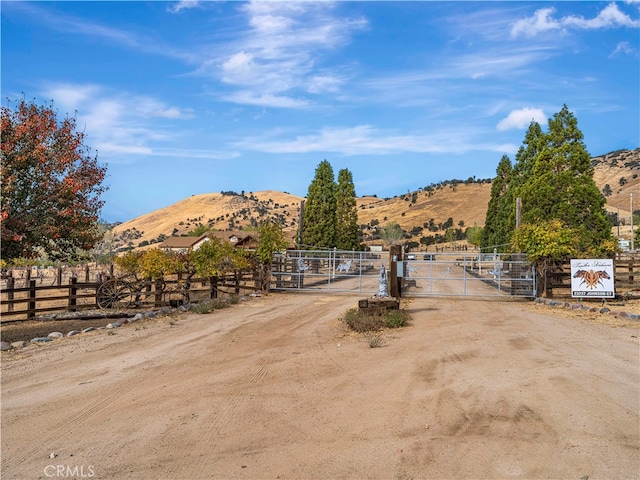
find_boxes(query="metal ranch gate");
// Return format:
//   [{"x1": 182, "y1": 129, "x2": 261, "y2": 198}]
[{"x1": 270, "y1": 249, "x2": 536, "y2": 298}]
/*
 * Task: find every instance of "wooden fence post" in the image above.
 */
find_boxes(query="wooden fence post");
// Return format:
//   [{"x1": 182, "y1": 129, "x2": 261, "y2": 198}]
[
  {"x1": 235, "y1": 273, "x2": 240, "y2": 295},
  {"x1": 155, "y1": 279, "x2": 163, "y2": 307},
  {"x1": 7, "y1": 275, "x2": 14, "y2": 312},
  {"x1": 85, "y1": 265, "x2": 90, "y2": 282},
  {"x1": 68, "y1": 277, "x2": 78, "y2": 312},
  {"x1": 210, "y1": 276, "x2": 218, "y2": 299},
  {"x1": 28, "y1": 279, "x2": 37, "y2": 320},
  {"x1": 57, "y1": 267, "x2": 63, "y2": 286}
]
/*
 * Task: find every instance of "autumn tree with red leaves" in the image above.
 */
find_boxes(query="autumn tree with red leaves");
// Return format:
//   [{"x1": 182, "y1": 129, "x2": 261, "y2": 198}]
[{"x1": 1, "y1": 98, "x2": 107, "y2": 261}]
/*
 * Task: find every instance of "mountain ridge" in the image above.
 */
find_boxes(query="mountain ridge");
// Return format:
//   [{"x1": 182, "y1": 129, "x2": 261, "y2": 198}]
[{"x1": 111, "y1": 148, "x2": 640, "y2": 251}]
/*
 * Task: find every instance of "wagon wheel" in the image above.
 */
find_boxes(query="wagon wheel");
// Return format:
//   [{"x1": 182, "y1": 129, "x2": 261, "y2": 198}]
[
  {"x1": 96, "y1": 279, "x2": 134, "y2": 310},
  {"x1": 162, "y1": 285, "x2": 190, "y2": 308}
]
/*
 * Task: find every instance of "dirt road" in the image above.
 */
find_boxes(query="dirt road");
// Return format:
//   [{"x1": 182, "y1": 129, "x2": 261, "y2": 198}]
[{"x1": 1, "y1": 293, "x2": 638, "y2": 479}]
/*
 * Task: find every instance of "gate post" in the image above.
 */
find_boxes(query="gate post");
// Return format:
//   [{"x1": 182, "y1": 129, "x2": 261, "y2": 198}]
[{"x1": 389, "y1": 244, "x2": 403, "y2": 298}]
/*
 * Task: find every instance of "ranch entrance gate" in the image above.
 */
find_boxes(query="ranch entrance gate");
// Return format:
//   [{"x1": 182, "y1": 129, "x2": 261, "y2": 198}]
[{"x1": 270, "y1": 248, "x2": 536, "y2": 299}]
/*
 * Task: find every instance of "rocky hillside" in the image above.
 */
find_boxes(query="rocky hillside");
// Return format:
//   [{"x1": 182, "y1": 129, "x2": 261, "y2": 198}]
[{"x1": 111, "y1": 148, "x2": 640, "y2": 251}]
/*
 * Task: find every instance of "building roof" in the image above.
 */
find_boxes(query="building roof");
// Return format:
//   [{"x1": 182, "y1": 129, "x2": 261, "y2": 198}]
[{"x1": 159, "y1": 234, "x2": 209, "y2": 249}]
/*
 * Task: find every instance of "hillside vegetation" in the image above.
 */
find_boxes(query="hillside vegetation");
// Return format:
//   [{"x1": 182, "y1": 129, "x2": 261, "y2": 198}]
[{"x1": 111, "y1": 148, "x2": 640, "y2": 251}]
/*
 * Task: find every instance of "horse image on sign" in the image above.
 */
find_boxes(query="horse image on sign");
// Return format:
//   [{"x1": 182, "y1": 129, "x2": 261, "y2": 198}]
[{"x1": 570, "y1": 259, "x2": 615, "y2": 298}]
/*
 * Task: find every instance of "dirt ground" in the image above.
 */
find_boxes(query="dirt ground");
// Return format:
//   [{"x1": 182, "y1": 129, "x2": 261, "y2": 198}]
[{"x1": 1, "y1": 292, "x2": 638, "y2": 480}]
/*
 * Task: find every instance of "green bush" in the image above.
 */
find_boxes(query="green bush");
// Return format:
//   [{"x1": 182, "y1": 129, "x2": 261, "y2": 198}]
[
  {"x1": 342, "y1": 307, "x2": 410, "y2": 332},
  {"x1": 384, "y1": 309, "x2": 409, "y2": 329},
  {"x1": 191, "y1": 302, "x2": 213, "y2": 314}
]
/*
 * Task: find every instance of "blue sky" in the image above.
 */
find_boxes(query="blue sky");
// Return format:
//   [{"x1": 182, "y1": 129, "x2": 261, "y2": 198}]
[{"x1": 2, "y1": 1, "x2": 639, "y2": 223}]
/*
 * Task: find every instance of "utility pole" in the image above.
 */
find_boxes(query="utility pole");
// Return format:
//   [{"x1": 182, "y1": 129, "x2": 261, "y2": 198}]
[
  {"x1": 297, "y1": 200, "x2": 305, "y2": 249},
  {"x1": 631, "y1": 194, "x2": 634, "y2": 251}
]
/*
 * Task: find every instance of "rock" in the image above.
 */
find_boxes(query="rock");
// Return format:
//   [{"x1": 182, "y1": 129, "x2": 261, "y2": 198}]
[
  {"x1": 47, "y1": 332, "x2": 64, "y2": 339},
  {"x1": 0, "y1": 341, "x2": 13, "y2": 351},
  {"x1": 67, "y1": 330, "x2": 81, "y2": 337},
  {"x1": 600, "y1": 307, "x2": 611, "y2": 314},
  {"x1": 144, "y1": 311, "x2": 157, "y2": 318},
  {"x1": 11, "y1": 341, "x2": 28, "y2": 348},
  {"x1": 82, "y1": 327, "x2": 96, "y2": 333},
  {"x1": 106, "y1": 322, "x2": 121, "y2": 328},
  {"x1": 31, "y1": 337, "x2": 53, "y2": 343}
]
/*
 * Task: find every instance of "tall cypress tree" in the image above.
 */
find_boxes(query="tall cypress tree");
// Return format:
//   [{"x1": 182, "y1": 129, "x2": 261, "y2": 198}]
[
  {"x1": 483, "y1": 105, "x2": 613, "y2": 256},
  {"x1": 301, "y1": 160, "x2": 337, "y2": 248},
  {"x1": 518, "y1": 105, "x2": 612, "y2": 252},
  {"x1": 335, "y1": 168, "x2": 361, "y2": 250},
  {"x1": 481, "y1": 155, "x2": 513, "y2": 250}
]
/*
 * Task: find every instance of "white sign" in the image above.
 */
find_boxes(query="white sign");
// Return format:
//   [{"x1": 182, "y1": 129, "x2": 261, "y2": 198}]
[{"x1": 570, "y1": 259, "x2": 615, "y2": 298}]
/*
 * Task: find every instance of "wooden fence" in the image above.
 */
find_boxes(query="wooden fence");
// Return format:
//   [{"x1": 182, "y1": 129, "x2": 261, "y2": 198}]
[
  {"x1": 0, "y1": 267, "x2": 259, "y2": 322},
  {"x1": 544, "y1": 253, "x2": 640, "y2": 298}
]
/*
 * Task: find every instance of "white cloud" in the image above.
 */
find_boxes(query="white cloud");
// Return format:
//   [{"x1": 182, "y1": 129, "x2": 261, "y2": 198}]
[
  {"x1": 496, "y1": 108, "x2": 547, "y2": 131},
  {"x1": 563, "y1": 3, "x2": 639, "y2": 29},
  {"x1": 610, "y1": 41, "x2": 637, "y2": 57},
  {"x1": 222, "y1": 91, "x2": 308, "y2": 109},
  {"x1": 41, "y1": 83, "x2": 193, "y2": 158},
  {"x1": 511, "y1": 3, "x2": 639, "y2": 38},
  {"x1": 511, "y1": 8, "x2": 562, "y2": 38},
  {"x1": 211, "y1": 1, "x2": 367, "y2": 107},
  {"x1": 234, "y1": 125, "x2": 516, "y2": 156},
  {"x1": 167, "y1": 1, "x2": 200, "y2": 14}
]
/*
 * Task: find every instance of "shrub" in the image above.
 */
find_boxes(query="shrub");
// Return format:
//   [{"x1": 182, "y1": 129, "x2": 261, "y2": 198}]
[
  {"x1": 341, "y1": 308, "x2": 383, "y2": 332},
  {"x1": 191, "y1": 302, "x2": 213, "y2": 314},
  {"x1": 384, "y1": 309, "x2": 409, "y2": 329},
  {"x1": 365, "y1": 331, "x2": 385, "y2": 348},
  {"x1": 342, "y1": 307, "x2": 410, "y2": 333}
]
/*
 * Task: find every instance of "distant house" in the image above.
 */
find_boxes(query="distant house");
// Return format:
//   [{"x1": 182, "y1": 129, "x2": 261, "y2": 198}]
[
  {"x1": 159, "y1": 234, "x2": 209, "y2": 253},
  {"x1": 208, "y1": 231, "x2": 259, "y2": 249}
]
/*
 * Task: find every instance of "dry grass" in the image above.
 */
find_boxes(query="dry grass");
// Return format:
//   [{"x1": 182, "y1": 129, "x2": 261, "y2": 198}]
[{"x1": 111, "y1": 150, "x2": 640, "y2": 249}]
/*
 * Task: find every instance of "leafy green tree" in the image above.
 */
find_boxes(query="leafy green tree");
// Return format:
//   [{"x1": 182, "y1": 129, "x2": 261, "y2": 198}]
[
  {"x1": 1, "y1": 98, "x2": 107, "y2": 261},
  {"x1": 379, "y1": 222, "x2": 405, "y2": 245},
  {"x1": 301, "y1": 160, "x2": 337, "y2": 248},
  {"x1": 190, "y1": 237, "x2": 248, "y2": 279},
  {"x1": 465, "y1": 225, "x2": 483, "y2": 247},
  {"x1": 255, "y1": 220, "x2": 290, "y2": 291},
  {"x1": 335, "y1": 168, "x2": 361, "y2": 250},
  {"x1": 511, "y1": 219, "x2": 578, "y2": 295}
]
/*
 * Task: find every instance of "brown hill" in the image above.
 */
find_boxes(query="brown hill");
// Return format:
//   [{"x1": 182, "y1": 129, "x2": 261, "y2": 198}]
[{"x1": 111, "y1": 148, "x2": 640, "y2": 251}]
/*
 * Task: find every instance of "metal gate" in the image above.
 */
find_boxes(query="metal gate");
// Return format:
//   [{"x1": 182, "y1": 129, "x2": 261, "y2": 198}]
[{"x1": 270, "y1": 250, "x2": 536, "y2": 298}]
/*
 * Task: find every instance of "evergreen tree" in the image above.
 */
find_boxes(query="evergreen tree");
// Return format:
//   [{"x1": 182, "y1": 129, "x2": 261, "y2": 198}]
[
  {"x1": 517, "y1": 105, "x2": 612, "y2": 253},
  {"x1": 481, "y1": 155, "x2": 513, "y2": 250},
  {"x1": 483, "y1": 105, "x2": 614, "y2": 257},
  {"x1": 335, "y1": 168, "x2": 361, "y2": 250},
  {"x1": 301, "y1": 160, "x2": 337, "y2": 248}
]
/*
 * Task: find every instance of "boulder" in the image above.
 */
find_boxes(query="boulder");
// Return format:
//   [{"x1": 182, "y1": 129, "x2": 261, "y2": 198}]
[
  {"x1": 47, "y1": 332, "x2": 64, "y2": 339},
  {"x1": 0, "y1": 341, "x2": 13, "y2": 351}
]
